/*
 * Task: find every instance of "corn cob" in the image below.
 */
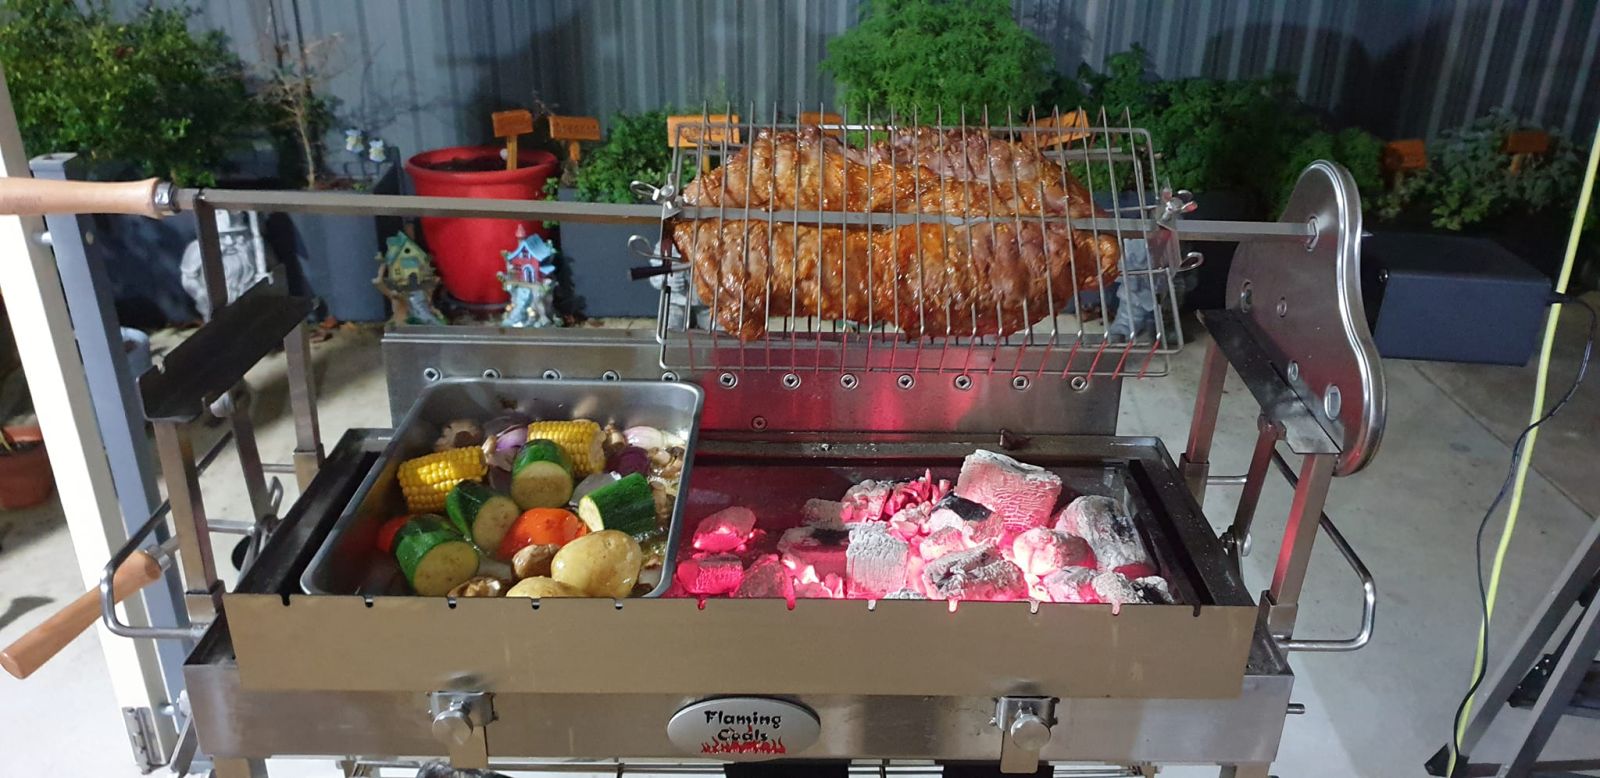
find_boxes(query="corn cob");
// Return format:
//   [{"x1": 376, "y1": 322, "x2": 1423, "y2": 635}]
[
  {"x1": 398, "y1": 446, "x2": 486, "y2": 512},
  {"x1": 526, "y1": 419, "x2": 605, "y2": 477}
]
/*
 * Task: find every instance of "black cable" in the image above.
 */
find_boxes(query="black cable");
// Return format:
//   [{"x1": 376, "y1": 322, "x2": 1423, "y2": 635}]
[{"x1": 1450, "y1": 295, "x2": 1598, "y2": 770}]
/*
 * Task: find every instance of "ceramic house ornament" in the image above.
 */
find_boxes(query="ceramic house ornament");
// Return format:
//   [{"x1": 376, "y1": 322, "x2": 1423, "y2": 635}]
[
  {"x1": 498, "y1": 226, "x2": 559, "y2": 328},
  {"x1": 373, "y1": 232, "x2": 445, "y2": 326}
]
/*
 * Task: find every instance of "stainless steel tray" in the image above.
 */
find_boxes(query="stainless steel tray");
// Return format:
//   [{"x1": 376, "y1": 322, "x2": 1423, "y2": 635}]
[{"x1": 299, "y1": 377, "x2": 705, "y2": 596}]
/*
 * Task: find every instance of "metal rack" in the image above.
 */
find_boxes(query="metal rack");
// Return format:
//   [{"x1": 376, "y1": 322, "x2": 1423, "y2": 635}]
[{"x1": 0, "y1": 108, "x2": 1381, "y2": 778}]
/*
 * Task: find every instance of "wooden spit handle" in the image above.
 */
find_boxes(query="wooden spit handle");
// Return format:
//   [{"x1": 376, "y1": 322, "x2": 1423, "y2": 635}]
[
  {"x1": 0, "y1": 550, "x2": 165, "y2": 679},
  {"x1": 0, "y1": 176, "x2": 168, "y2": 218}
]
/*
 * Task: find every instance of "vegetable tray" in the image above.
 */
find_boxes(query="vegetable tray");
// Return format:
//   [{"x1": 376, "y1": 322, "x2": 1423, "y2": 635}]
[{"x1": 300, "y1": 378, "x2": 704, "y2": 597}]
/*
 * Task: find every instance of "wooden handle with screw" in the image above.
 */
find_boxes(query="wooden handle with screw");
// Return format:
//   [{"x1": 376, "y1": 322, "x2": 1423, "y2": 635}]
[
  {"x1": 0, "y1": 176, "x2": 168, "y2": 218},
  {"x1": 0, "y1": 550, "x2": 165, "y2": 679}
]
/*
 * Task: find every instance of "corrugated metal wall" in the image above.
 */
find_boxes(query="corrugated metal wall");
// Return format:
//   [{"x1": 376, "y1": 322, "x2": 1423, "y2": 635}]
[{"x1": 168, "y1": 0, "x2": 1600, "y2": 157}]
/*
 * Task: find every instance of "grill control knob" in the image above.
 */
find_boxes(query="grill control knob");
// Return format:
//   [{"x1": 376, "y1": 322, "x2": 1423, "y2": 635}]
[
  {"x1": 432, "y1": 705, "x2": 474, "y2": 746},
  {"x1": 1008, "y1": 712, "x2": 1052, "y2": 752}
]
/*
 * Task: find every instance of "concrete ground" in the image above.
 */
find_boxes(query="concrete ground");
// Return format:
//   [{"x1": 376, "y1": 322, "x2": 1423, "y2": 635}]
[{"x1": 2, "y1": 300, "x2": 1598, "y2": 777}]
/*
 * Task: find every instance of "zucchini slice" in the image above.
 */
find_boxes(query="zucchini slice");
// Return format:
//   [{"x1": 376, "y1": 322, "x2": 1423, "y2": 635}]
[
  {"x1": 511, "y1": 439, "x2": 575, "y2": 509},
  {"x1": 445, "y1": 481, "x2": 521, "y2": 551},
  {"x1": 394, "y1": 518, "x2": 479, "y2": 596},
  {"x1": 576, "y1": 472, "x2": 657, "y2": 536}
]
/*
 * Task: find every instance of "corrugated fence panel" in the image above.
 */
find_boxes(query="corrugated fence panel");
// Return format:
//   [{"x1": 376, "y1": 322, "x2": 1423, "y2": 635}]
[{"x1": 119, "y1": 0, "x2": 1598, "y2": 153}]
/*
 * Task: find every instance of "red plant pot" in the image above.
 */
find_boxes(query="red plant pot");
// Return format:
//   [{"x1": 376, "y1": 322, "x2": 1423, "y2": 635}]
[
  {"x1": 405, "y1": 146, "x2": 560, "y2": 305},
  {"x1": 0, "y1": 425, "x2": 54, "y2": 510}
]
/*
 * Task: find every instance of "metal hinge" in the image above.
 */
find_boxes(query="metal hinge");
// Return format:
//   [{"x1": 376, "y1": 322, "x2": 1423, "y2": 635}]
[{"x1": 122, "y1": 706, "x2": 167, "y2": 773}]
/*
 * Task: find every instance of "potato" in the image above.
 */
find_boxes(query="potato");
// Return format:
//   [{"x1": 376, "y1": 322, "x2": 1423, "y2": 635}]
[
  {"x1": 511, "y1": 543, "x2": 560, "y2": 579},
  {"x1": 505, "y1": 576, "x2": 582, "y2": 599},
  {"x1": 448, "y1": 576, "x2": 510, "y2": 598},
  {"x1": 551, "y1": 530, "x2": 643, "y2": 598}
]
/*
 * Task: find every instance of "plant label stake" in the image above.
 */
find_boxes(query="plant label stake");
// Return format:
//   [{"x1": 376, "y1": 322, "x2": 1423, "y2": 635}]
[
  {"x1": 1503, "y1": 130, "x2": 1550, "y2": 175},
  {"x1": 667, "y1": 114, "x2": 740, "y2": 173},
  {"x1": 798, "y1": 111, "x2": 845, "y2": 139},
  {"x1": 1029, "y1": 109, "x2": 1090, "y2": 148},
  {"x1": 492, "y1": 109, "x2": 535, "y2": 171},
  {"x1": 1382, "y1": 139, "x2": 1427, "y2": 187},
  {"x1": 548, "y1": 115, "x2": 601, "y2": 165}
]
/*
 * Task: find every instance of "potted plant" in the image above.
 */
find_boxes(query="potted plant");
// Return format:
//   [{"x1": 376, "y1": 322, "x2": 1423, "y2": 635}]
[
  {"x1": 405, "y1": 98, "x2": 560, "y2": 308},
  {"x1": 0, "y1": 425, "x2": 53, "y2": 510},
  {"x1": 257, "y1": 33, "x2": 400, "y2": 322},
  {"x1": 0, "y1": 0, "x2": 263, "y2": 327},
  {"x1": 1376, "y1": 110, "x2": 1598, "y2": 284},
  {"x1": 554, "y1": 109, "x2": 686, "y2": 318}
]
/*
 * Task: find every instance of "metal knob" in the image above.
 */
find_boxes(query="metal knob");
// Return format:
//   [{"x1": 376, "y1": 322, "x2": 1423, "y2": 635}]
[
  {"x1": 431, "y1": 705, "x2": 474, "y2": 746},
  {"x1": 1008, "y1": 713, "x2": 1052, "y2": 752}
]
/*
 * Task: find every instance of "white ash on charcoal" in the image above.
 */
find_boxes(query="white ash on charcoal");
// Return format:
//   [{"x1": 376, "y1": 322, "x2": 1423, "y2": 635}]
[
  {"x1": 691, "y1": 506, "x2": 758, "y2": 553},
  {"x1": 675, "y1": 553, "x2": 745, "y2": 596},
  {"x1": 1091, "y1": 570, "x2": 1166, "y2": 606},
  {"x1": 778, "y1": 524, "x2": 850, "y2": 583},
  {"x1": 923, "y1": 544, "x2": 1028, "y2": 601},
  {"x1": 735, "y1": 554, "x2": 796, "y2": 599},
  {"x1": 846, "y1": 521, "x2": 911, "y2": 597},
  {"x1": 887, "y1": 502, "x2": 935, "y2": 540},
  {"x1": 883, "y1": 588, "x2": 926, "y2": 600},
  {"x1": 1132, "y1": 576, "x2": 1174, "y2": 604},
  {"x1": 955, "y1": 450, "x2": 1062, "y2": 534},
  {"x1": 1011, "y1": 527, "x2": 1097, "y2": 578},
  {"x1": 919, "y1": 525, "x2": 971, "y2": 561},
  {"x1": 840, "y1": 480, "x2": 893, "y2": 522},
  {"x1": 1054, "y1": 495, "x2": 1157, "y2": 579},
  {"x1": 1038, "y1": 566, "x2": 1097, "y2": 603},
  {"x1": 793, "y1": 572, "x2": 845, "y2": 599}
]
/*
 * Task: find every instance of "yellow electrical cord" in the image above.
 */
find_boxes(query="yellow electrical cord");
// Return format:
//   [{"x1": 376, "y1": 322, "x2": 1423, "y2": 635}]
[{"x1": 1450, "y1": 116, "x2": 1600, "y2": 773}]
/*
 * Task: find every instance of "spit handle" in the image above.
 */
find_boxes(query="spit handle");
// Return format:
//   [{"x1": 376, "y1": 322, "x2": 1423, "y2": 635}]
[
  {"x1": 1270, "y1": 451, "x2": 1377, "y2": 653},
  {"x1": 0, "y1": 176, "x2": 176, "y2": 218},
  {"x1": 0, "y1": 550, "x2": 166, "y2": 679}
]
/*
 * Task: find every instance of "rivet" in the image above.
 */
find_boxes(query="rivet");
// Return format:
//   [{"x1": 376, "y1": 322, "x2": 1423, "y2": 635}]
[
  {"x1": 541, "y1": 369, "x2": 562, "y2": 380},
  {"x1": 750, "y1": 416, "x2": 768, "y2": 431},
  {"x1": 954, "y1": 375, "x2": 973, "y2": 391},
  {"x1": 782, "y1": 373, "x2": 801, "y2": 389},
  {"x1": 1287, "y1": 361, "x2": 1301, "y2": 382},
  {"x1": 718, "y1": 372, "x2": 738, "y2": 388},
  {"x1": 601, "y1": 370, "x2": 621, "y2": 381},
  {"x1": 661, "y1": 371, "x2": 679, "y2": 381},
  {"x1": 896, "y1": 374, "x2": 915, "y2": 390},
  {"x1": 481, "y1": 368, "x2": 501, "y2": 379},
  {"x1": 1239, "y1": 281, "x2": 1253, "y2": 312},
  {"x1": 1276, "y1": 298, "x2": 1288, "y2": 318},
  {"x1": 839, "y1": 374, "x2": 859, "y2": 390},
  {"x1": 1069, "y1": 375, "x2": 1089, "y2": 392},
  {"x1": 1323, "y1": 384, "x2": 1342, "y2": 419},
  {"x1": 1010, "y1": 375, "x2": 1030, "y2": 391},
  {"x1": 422, "y1": 367, "x2": 442, "y2": 382}
]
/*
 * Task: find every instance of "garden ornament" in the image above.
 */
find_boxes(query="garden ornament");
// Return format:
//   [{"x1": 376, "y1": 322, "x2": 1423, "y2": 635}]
[
  {"x1": 497, "y1": 226, "x2": 559, "y2": 329},
  {"x1": 373, "y1": 232, "x2": 445, "y2": 326}
]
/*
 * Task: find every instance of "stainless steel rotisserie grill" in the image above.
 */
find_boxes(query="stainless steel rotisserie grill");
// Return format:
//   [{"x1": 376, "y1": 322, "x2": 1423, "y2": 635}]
[{"x1": 0, "y1": 106, "x2": 1383, "y2": 778}]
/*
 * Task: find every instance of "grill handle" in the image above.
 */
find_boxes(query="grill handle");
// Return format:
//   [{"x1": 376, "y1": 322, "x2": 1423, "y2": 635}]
[
  {"x1": 0, "y1": 176, "x2": 175, "y2": 218},
  {"x1": 0, "y1": 548, "x2": 166, "y2": 679},
  {"x1": 1271, "y1": 450, "x2": 1377, "y2": 653}
]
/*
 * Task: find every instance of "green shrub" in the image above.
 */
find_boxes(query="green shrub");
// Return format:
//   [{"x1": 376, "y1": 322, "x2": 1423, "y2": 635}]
[
  {"x1": 821, "y1": 0, "x2": 1055, "y2": 121},
  {"x1": 1059, "y1": 47, "x2": 1383, "y2": 215},
  {"x1": 0, "y1": 0, "x2": 258, "y2": 185},
  {"x1": 573, "y1": 110, "x2": 688, "y2": 204},
  {"x1": 1380, "y1": 110, "x2": 1596, "y2": 232}
]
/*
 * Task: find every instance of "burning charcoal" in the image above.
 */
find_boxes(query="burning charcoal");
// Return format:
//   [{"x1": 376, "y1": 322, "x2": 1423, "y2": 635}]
[
  {"x1": 923, "y1": 545, "x2": 1027, "y2": 602},
  {"x1": 955, "y1": 450, "x2": 1062, "y2": 533},
  {"x1": 884, "y1": 588, "x2": 925, "y2": 600},
  {"x1": 778, "y1": 524, "x2": 849, "y2": 583},
  {"x1": 1011, "y1": 528, "x2": 1097, "y2": 578},
  {"x1": 1038, "y1": 566, "x2": 1097, "y2": 603},
  {"x1": 1090, "y1": 570, "x2": 1148, "y2": 606},
  {"x1": 888, "y1": 502, "x2": 934, "y2": 540},
  {"x1": 674, "y1": 553, "x2": 745, "y2": 596},
  {"x1": 793, "y1": 572, "x2": 845, "y2": 599},
  {"x1": 735, "y1": 554, "x2": 796, "y2": 600},
  {"x1": 919, "y1": 526, "x2": 970, "y2": 561},
  {"x1": 925, "y1": 494, "x2": 1004, "y2": 544},
  {"x1": 1053, "y1": 495, "x2": 1122, "y2": 535},
  {"x1": 803, "y1": 498, "x2": 845, "y2": 528},
  {"x1": 841, "y1": 480, "x2": 893, "y2": 523},
  {"x1": 1132, "y1": 575, "x2": 1174, "y2": 604},
  {"x1": 1055, "y1": 496, "x2": 1153, "y2": 578},
  {"x1": 692, "y1": 506, "x2": 758, "y2": 553},
  {"x1": 846, "y1": 522, "x2": 911, "y2": 597}
]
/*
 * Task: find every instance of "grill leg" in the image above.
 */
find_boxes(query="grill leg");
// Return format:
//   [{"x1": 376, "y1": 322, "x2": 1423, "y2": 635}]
[
  {"x1": 724, "y1": 761, "x2": 851, "y2": 778},
  {"x1": 1219, "y1": 764, "x2": 1270, "y2": 778},
  {"x1": 1180, "y1": 338, "x2": 1228, "y2": 504},
  {"x1": 212, "y1": 757, "x2": 268, "y2": 778}
]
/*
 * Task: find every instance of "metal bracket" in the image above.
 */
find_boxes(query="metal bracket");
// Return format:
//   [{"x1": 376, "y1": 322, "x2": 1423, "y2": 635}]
[
  {"x1": 993, "y1": 696, "x2": 1058, "y2": 774},
  {"x1": 122, "y1": 706, "x2": 166, "y2": 773},
  {"x1": 429, "y1": 690, "x2": 494, "y2": 770}
]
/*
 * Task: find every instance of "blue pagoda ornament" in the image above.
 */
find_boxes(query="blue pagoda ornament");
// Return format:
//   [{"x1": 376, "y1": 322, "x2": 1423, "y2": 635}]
[{"x1": 498, "y1": 226, "x2": 560, "y2": 328}]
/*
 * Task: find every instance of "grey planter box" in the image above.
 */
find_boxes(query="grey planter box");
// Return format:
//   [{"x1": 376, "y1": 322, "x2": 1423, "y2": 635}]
[
  {"x1": 556, "y1": 187, "x2": 661, "y2": 318},
  {"x1": 285, "y1": 163, "x2": 402, "y2": 322}
]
